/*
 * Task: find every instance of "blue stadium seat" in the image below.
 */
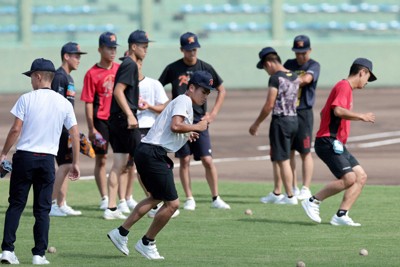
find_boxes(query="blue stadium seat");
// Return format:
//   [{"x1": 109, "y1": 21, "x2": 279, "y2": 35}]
[
  {"x1": 348, "y1": 21, "x2": 367, "y2": 31},
  {"x1": 379, "y1": 4, "x2": 400, "y2": 13},
  {"x1": 283, "y1": 4, "x2": 299, "y2": 14},
  {"x1": 359, "y1": 3, "x2": 379, "y2": 13},
  {"x1": 338, "y1": 3, "x2": 358, "y2": 13},
  {"x1": 300, "y1": 4, "x2": 319, "y2": 13},
  {"x1": 368, "y1": 21, "x2": 388, "y2": 31},
  {"x1": 33, "y1": 5, "x2": 94, "y2": 15},
  {"x1": 0, "y1": 24, "x2": 18, "y2": 33},
  {"x1": 320, "y1": 3, "x2": 339, "y2": 13},
  {"x1": 0, "y1": 6, "x2": 17, "y2": 15},
  {"x1": 388, "y1": 20, "x2": 400, "y2": 30}
]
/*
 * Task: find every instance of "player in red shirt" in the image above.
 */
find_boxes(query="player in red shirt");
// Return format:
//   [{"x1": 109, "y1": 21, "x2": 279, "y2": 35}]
[
  {"x1": 81, "y1": 32, "x2": 120, "y2": 210},
  {"x1": 302, "y1": 58, "x2": 376, "y2": 226}
]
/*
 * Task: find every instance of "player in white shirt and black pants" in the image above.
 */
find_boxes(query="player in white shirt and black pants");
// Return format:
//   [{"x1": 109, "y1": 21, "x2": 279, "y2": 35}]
[
  {"x1": 108, "y1": 70, "x2": 214, "y2": 260},
  {"x1": 0, "y1": 58, "x2": 80, "y2": 265}
]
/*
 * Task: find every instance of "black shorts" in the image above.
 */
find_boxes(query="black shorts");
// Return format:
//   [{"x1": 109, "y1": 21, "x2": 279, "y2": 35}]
[
  {"x1": 269, "y1": 116, "x2": 298, "y2": 161},
  {"x1": 56, "y1": 130, "x2": 72, "y2": 166},
  {"x1": 93, "y1": 118, "x2": 110, "y2": 155},
  {"x1": 134, "y1": 143, "x2": 178, "y2": 201},
  {"x1": 292, "y1": 109, "x2": 313, "y2": 154},
  {"x1": 175, "y1": 128, "x2": 212, "y2": 161},
  {"x1": 314, "y1": 137, "x2": 359, "y2": 178},
  {"x1": 109, "y1": 113, "x2": 141, "y2": 157}
]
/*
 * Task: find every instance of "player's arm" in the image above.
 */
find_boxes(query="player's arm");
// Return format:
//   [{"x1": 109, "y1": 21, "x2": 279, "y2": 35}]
[
  {"x1": 249, "y1": 87, "x2": 277, "y2": 136},
  {"x1": 0, "y1": 117, "x2": 23, "y2": 161},
  {"x1": 171, "y1": 115, "x2": 208, "y2": 133},
  {"x1": 67, "y1": 124, "x2": 80, "y2": 180},
  {"x1": 206, "y1": 84, "x2": 226, "y2": 123},
  {"x1": 113, "y1": 82, "x2": 138, "y2": 128},
  {"x1": 298, "y1": 73, "x2": 314, "y2": 87},
  {"x1": 334, "y1": 106, "x2": 375, "y2": 123},
  {"x1": 141, "y1": 102, "x2": 168, "y2": 114},
  {"x1": 84, "y1": 102, "x2": 98, "y2": 140}
]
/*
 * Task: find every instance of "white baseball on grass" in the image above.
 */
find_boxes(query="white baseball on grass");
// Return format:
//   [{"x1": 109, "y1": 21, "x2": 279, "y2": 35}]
[
  {"x1": 359, "y1": 248, "x2": 368, "y2": 256},
  {"x1": 47, "y1": 246, "x2": 56, "y2": 253},
  {"x1": 244, "y1": 209, "x2": 253, "y2": 215},
  {"x1": 296, "y1": 261, "x2": 306, "y2": 267}
]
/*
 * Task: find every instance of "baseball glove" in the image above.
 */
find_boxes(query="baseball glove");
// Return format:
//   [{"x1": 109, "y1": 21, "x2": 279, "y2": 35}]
[
  {"x1": 68, "y1": 133, "x2": 95, "y2": 158},
  {"x1": 0, "y1": 160, "x2": 12, "y2": 178}
]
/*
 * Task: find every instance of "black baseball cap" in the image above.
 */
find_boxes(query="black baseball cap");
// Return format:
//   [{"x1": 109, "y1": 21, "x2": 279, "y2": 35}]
[
  {"x1": 292, "y1": 35, "x2": 311, "y2": 53},
  {"x1": 189, "y1": 71, "x2": 214, "y2": 91},
  {"x1": 61, "y1": 42, "x2": 87, "y2": 57},
  {"x1": 180, "y1": 32, "x2": 201, "y2": 51},
  {"x1": 256, "y1": 47, "x2": 277, "y2": 69},
  {"x1": 128, "y1": 30, "x2": 154, "y2": 44},
  {"x1": 352, "y1": 58, "x2": 377, "y2": 82},
  {"x1": 99, "y1": 32, "x2": 118, "y2": 47},
  {"x1": 23, "y1": 58, "x2": 56, "y2": 77}
]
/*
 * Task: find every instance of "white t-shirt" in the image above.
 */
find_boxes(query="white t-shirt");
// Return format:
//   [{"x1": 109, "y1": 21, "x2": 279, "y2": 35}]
[
  {"x1": 142, "y1": 94, "x2": 192, "y2": 152},
  {"x1": 137, "y1": 77, "x2": 169, "y2": 128},
  {"x1": 11, "y1": 88, "x2": 77, "y2": 155}
]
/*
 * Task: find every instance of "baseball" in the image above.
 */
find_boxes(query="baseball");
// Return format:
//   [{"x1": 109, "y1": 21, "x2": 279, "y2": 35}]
[
  {"x1": 244, "y1": 209, "x2": 253, "y2": 215},
  {"x1": 47, "y1": 246, "x2": 56, "y2": 253},
  {"x1": 296, "y1": 261, "x2": 306, "y2": 267},
  {"x1": 359, "y1": 248, "x2": 368, "y2": 256}
]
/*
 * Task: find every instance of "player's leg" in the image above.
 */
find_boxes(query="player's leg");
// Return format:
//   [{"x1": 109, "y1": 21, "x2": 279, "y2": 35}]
[
  {"x1": 289, "y1": 150, "x2": 298, "y2": 194},
  {"x1": 176, "y1": 143, "x2": 192, "y2": 199},
  {"x1": 300, "y1": 152, "x2": 313, "y2": 189},
  {"x1": 109, "y1": 153, "x2": 129, "y2": 209}
]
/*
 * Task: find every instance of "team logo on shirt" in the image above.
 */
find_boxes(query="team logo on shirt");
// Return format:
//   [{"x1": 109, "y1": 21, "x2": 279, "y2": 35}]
[
  {"x1": 103, "y1": 74, "x2": 115, "y2": 97},
  {"x1": 178, "y1": 74, "x2": 189, "y2": 86}
]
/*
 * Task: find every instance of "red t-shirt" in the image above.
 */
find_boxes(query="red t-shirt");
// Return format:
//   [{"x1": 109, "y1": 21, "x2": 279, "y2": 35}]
[
  {"x1": 81, "y1": 63, "x2": 120, "y2": 120},
  {"x1": 316, "y1": 79, "x2": 353, "y2": 144}
]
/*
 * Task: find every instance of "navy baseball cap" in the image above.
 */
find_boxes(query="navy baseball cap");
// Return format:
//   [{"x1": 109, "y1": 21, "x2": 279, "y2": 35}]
[
  {"x1": 23, "y1": 58, "x2": 56, "y2": 77},
  {"x1": 61, "y1": 42, "x2": 87, "y2": 57},
  {"x1": 128, "y1": 30, "x2": 153, "y2": 44},
  {"x1": 352, "y1": 58, "x2": 377, "y2": 82},
  {"x1": 189, "y1": 71, "x2": 214, "y2": 91},
  {"x1": 99, "y1": 32, "x2": 118, "y2": 47},
  {"x1": 119, "y1": 50, "x2": 129, "y2": 61},
  {"x1": 180, "y1": 32, "x2": 201, "y2": 51},
  {"x1": 256, "y1": 47, "x2": 277, "y2": 69},
  {"x1": 292, "y1": 35, "x2": 311, "y2": 53}
]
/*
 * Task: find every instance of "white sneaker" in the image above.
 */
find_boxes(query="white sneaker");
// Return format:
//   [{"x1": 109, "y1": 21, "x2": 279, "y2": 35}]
[
  {"x1": 126, "y1": 198, "x2": 138, "y2": 210},
  {"x1": 103, "y1": 209, "x2": 127, "y2": 220},
  {"x1": 301, "y1": 199, "x2": 321, "y2": 223},
  {"x1": 100, "y1": 196, "x2": 108, "y2": 210},
  {"x1": 59, "y1": 203, "x2": 82, "y2": 216},
  {"x1": 211, "y1": 196, "x2": 231, "y2": 209},
  {"x1": 135, "y1": 239, "x2": 164, "y2": 260},
  {"x1": 260, "y1": 192, "x2": 284, "y2": 204},
  {"x1": 147, "y1": 204, "x2": 180, "y2": 218},
  {"x1": 183, "y1": 198, "x2": 196, "y2": 211},
  {"x1": 1, "y1": 250, "x2": 19, "y2": 264},
  {"x1": 107, "y1": 228, "x2": 129, "y2": 255},
  {"x1": 293, "y1": 186, "x2": 300, "y2": 196},
  {"x1": 297, "y1": 186, "x2": 312, "y2": 200},
  {"x1": 118, "y1": 200, "x2": 131, "y2": 214},
  {"x1": 277, "y1": 195, "x2": 298, "y2": 205},
  {"x1": 330, "y1": 214, "x2": 361, "y2": 226},
  {"x1": 49, "y1": 204, "x2": 67, "y2": 217},
  {"x1": 32, "y1": 255, "x2": 49, "y2": 265}
]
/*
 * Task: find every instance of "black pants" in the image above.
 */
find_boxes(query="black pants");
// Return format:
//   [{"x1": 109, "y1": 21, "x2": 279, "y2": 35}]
[{"x1": 1, "y1": 150, "x2": 55, "y2": 256}]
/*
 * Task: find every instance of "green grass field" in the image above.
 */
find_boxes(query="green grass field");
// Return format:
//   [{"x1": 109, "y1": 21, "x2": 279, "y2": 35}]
[{"x1": 0, "y1": 179, "x2": 398, "y2": 266}]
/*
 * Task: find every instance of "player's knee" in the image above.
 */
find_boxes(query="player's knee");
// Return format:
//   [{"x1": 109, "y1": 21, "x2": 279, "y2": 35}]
[
  {"x1": 342, "y1": 172, "x2": 356, "y2": 188},
  {"x1": 358, "y1": 172, "x2": 368, "y2": 186}
]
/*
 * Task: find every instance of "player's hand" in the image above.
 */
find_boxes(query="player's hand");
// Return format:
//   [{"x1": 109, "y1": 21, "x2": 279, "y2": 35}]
[
  {"x1": 88, "y1": 130, "x2": 98, "y2": 143},
  {"x1": 197, "y1": 120, "x2": 209, "y2": 132},
  {"x1": 127, "y1": 114, "x2": 138, "y2": 129},
  {"x1": 68, "y1": 163, "x2": 80, "y2": 181},
  {"x1": 361, "y1": 112, "x2": 375, "y2": 123},
  {"x1": 188, "y1": 132, "x2": 200, "y2": 142},
  {"x1": 249, "y1": 123, "x2": 259, "y2": 136},
  {"x1": 0, "y1": 154, "x2": 6, "y2": 163},
  {"x1": 138, "y1": 100, "x2": 149, "y2": 110}
]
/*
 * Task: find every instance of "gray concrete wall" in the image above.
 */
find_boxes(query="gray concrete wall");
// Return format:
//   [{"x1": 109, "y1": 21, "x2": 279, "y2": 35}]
[{"x1": 0, "y1": 40, "x2": 398, "y2": 94}]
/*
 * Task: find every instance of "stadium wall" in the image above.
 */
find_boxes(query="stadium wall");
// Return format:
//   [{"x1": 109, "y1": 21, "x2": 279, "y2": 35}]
[{"x1": 0, "y1": 41, "x2": 397, "y2": 94}]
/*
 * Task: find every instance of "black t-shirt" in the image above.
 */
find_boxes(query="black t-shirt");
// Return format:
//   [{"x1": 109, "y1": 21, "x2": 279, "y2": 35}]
[
  {"x1": 268, "y1": 71, "x2": 299, "y2": 116},
  {"x1": 283, "y1": 58, "x2": 320, "y2": 109},
  {"x1": 159, "y1": 58, "x2": 223, "y2": 120},
  {"x1": 51, "y1": 67, "x2": 75, "y2": 107},
  {"x1": 110, "y1": 57, "x2": 139, "y2": 115}
]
